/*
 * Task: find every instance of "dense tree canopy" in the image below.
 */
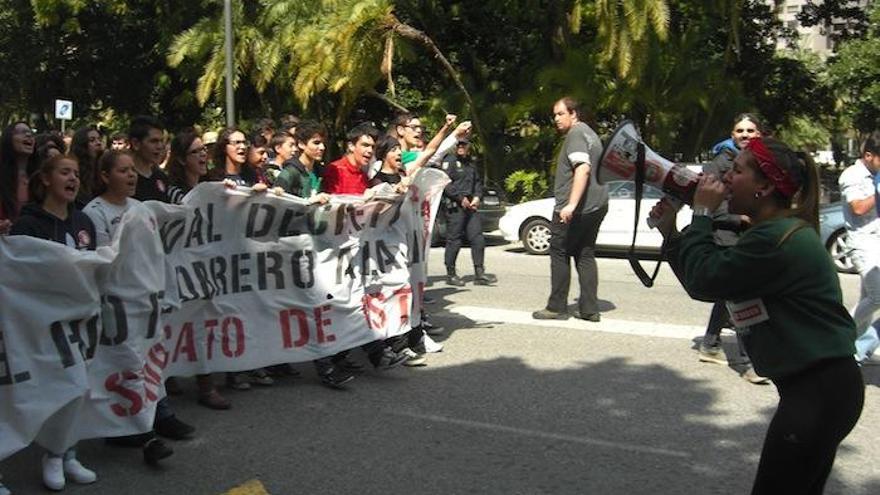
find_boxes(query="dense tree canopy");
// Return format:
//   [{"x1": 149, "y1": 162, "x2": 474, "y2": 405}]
[{"x1": 0, "y1": 0, "x2": 865, "y2": 177}]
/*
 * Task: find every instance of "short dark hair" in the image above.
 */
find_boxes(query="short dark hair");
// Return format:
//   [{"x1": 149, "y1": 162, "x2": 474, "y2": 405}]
[
  {"x1": 280, "y1": 114, "x2": 300, "y2": 131},
  {"x1": 556, "y1": 97, "x2": 580, "y2": 118},
  {"x1": 346, "y1": 122, "x2": 379, "y2": 146},
  {"x1": 110, "y1": 132, "x2": 128, "y2": 142},
  {"x1": 375, "y1": 134, "x2": 401, "y2": 163},
  {"x1": 254, "y1": 117, "x2": 275, "y2": 134},
  {"x1": 862, "y1": 130, "x2": 880, "y2": 156},
  {"x1": 270, "y1": 132, "x2": 293, "y2": 152},
  {"x1": 390, "y1": 113, "x2": 417, "y2": 138},
  {"x1": 250, "y1": 132, "x2": 268, "y2": 149},
  {"x1": 294, "y1": 120, "x2": 326, "y2": 145},
  {"x1": 128, "y1": 115, "x2": 164, "y2": 142}
]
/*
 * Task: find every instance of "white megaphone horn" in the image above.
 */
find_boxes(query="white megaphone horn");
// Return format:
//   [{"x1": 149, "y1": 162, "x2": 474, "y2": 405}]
[{"x1": 597, "y1": 120, "x2": 699, "y2": 207}]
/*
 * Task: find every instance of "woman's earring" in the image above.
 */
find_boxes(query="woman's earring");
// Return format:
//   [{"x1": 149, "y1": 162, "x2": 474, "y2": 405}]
[{"x1": 754, "y1": 192, "x2": 761, "y2": 199}]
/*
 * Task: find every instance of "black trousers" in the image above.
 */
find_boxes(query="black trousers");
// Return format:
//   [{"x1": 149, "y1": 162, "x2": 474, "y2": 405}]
[
  {"x1": 546, "y1": 206, "x2": 607, "y2": 315},
  {"x1": 751, "y1": 357, "x2": 864, "y2": 495},
  {"x1": 444, "y1": 206, "x2": 485, "y2": 270}
]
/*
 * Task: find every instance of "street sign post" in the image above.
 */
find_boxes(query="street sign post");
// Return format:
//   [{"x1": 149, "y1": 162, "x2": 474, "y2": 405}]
[{"x1": 55, "y1": 99, "x2": 73, "y2": 133}]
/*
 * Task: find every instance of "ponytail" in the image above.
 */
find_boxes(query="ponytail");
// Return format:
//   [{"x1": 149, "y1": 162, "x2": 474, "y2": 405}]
[
  {"x1": 763, "y1": 139, "x2": 819, "y2": 231},
  {"x1": 790, "y1": 152, "x2": 819, "y2": 231}
]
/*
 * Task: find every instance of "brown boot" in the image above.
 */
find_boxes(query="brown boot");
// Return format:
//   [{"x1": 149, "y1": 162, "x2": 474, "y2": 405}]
[{"x1": 196, "y1": 374, "x2": 231, "y2": 410}]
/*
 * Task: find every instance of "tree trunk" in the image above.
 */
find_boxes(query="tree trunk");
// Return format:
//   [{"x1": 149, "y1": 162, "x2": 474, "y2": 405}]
[
  {"x1": 365, "y1": 88, "x2": 410, "y2": 113},
  {"x1": 387, "y1": 16, "x2": 495, "y2": 174}
]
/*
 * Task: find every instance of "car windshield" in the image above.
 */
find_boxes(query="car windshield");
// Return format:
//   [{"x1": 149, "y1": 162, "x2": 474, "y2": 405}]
[{"x1": 607, "y1": 181, "x2": 664, "y2": 200}]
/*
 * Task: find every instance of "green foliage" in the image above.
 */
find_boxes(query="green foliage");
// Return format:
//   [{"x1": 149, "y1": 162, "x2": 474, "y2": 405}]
[
  {"x1": 591, "y1": 0, "x2": 670, "y2": 82},
  {"x1": 827, "y1": 2, "x2": 880, "y2": 133},
  {"x1": 0, "y1": 0, "x2": 850, "y2": 182},
  {"x1": 504, "y1": 170, "x2": 550, "y2": 203},
  {"x1": 776, "y1": 115, "x2": 832, "y2": 151}
]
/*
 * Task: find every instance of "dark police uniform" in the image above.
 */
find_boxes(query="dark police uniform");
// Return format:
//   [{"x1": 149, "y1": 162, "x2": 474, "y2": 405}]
[{"x1": 439, "y1": 150, "x2": 495, "y2": 285}]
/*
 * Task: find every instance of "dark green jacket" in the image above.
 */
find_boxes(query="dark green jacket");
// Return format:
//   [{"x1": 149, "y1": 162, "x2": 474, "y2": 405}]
[
  {"x1": 666, "y1": 215, "x2": 856, "y2": 379},
  {"x1": 275, "y1": 157, "x2": 320, "y2": 198}
]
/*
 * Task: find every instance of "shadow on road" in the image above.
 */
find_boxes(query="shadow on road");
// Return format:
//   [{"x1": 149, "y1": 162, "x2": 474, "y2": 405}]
[{"x1": 1, "y1": 355, "x2": 875, "y2": 494}]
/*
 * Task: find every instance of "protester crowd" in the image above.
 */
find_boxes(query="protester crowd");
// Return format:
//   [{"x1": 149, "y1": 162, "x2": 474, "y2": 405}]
[
  {"x1": 1, "y1": 99, "x2": 875, "y2": 495},
  {"x1": 0, "y1": 111, "x2": 488, "y2": 494}
]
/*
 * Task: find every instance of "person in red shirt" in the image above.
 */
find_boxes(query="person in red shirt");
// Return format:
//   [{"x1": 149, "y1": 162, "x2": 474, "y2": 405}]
[{"x1": 322, "y1": 123, "x2": 378, "y2": 195}]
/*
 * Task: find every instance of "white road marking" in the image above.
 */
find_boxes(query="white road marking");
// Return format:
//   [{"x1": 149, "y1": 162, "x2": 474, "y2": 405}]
[
  {"x1": 445, "y1": 305, "x2": 705, "y2": 340},
  {"x1": 391, "y1": 410, "x2": 691, "y2": 458}
]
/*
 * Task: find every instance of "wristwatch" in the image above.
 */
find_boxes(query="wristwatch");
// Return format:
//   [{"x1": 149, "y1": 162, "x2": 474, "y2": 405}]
[{"x1": 692, "y1": 205, "x2": 712, "y2": 217}]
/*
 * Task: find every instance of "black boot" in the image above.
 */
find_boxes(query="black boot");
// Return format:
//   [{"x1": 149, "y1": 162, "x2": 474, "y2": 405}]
[
  {"x1": 446, "y1": 267, "x2": 465, "y2": 287},
  {"x1": 474, "y1": 266, "x2": 497, "y2": 285}
]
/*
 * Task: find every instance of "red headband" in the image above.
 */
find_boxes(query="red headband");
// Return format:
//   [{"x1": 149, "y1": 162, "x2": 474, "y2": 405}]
[{"x1": 746, "y1": 138, "x2": 798, "y2": 198}]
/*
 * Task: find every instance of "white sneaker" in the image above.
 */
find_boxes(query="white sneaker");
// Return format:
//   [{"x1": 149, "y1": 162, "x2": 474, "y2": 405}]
[
  {"x1": 41, "y1": 454, "x2": 64, "y2": 491},
  {"x1": 63, "y1": 457, "x2": 97, "y2": 485},
  {"x1": 423, "y1": 334, "x2": 444, "y2": 353}
]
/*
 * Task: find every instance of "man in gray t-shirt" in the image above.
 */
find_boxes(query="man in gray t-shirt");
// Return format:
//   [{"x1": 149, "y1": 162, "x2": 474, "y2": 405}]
[
  {"x1": 554, "y1": 120, "x2": 608, "y2": 215},
  {"x1": 533, "y1": 97, "x2": 609, "y2": 322}
]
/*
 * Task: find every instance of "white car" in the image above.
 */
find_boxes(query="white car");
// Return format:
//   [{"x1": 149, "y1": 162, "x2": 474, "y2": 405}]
[{"x1": 499, "y1": 181, "x2": 693, "y2": 255}]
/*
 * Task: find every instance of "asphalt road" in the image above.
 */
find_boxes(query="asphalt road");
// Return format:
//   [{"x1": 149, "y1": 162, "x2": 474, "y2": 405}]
[{"x1": 2, "y1": 237, "x2": 877, "y2": 495}]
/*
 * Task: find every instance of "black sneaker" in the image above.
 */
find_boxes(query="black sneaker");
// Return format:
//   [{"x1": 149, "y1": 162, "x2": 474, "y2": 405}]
[
  {"x1": 371, "y1": 348, "x2": 408, "y2": 370},
  {"x1": 106, "y1": 432, "x2": 153, "y2": 448},
  {"x1": 572, "y1": 310, "x2": 601, "y2": 322},
  {"x1": 419, "y1": 320, "x2": 446, "y2": 337},
  {"x1": 154, "y1": 415, "x2": 195, "y2": 440},
  {"x1": 473, "y1": 270, "x2": 498, "y2": 285},
  {"x1": 319, "y1": 368, "x2": 355, "y2": 389},
  {"x1": 446, "y1": 274, "x2": 465, "y2": 287},
  {"x1": 267, "y1": 363, "x2": 302, "y2": 377},
  {"x1": 143, "y1": 438, "x2": 173, "y2": 465},
  {"x1": 532, "y1": 308, "x2": 570, "y2": 320},
  {"x1": 333, "y1": 355, "x2": 365, "y2": 374}
]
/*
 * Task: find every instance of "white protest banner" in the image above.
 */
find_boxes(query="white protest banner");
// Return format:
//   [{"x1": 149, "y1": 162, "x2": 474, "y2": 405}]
[
  {"x1": 0, "y1": 168, "x2": 448, "y2": 460},
  {"x1": 146, "y1": 168, "x2": 448, "y2": 377},
  {"x1": 0, "y1": 203, "x2": 164, "y2": 459},
  {"x1": 71, "y1": 203, "x2": 168, "y2": 442},
  {"x1": 0, "y1": 236, "x2": 106, "y2": 459}
]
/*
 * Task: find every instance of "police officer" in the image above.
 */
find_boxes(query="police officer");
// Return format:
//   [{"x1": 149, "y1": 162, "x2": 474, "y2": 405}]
[{"x1": 440, "y1": 138, "x2": 497, "y2": 286}]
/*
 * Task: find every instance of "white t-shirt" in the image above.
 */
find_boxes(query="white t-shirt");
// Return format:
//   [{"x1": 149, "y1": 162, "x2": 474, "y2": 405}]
[
  {"x1": 839, "y1": 160, "x2": 880, "y2": 243},
  {"x1": 83, "y1": 197, "x2": 140, "y2": 247}
]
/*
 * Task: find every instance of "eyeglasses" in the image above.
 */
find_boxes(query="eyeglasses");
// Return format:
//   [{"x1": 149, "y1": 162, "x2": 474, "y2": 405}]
[
  {"x1": 13, "y1": 128, "x2": 34, "y2": 138},
  {"x1": 228, "y1": 139, "x2": 248, "y2": 146},
  {"x1": 189, "y1": 146, "x2": 208, "y2": 155},
  {"x1": 405, "y1": 125, "x2": 425, "y2": 131}
]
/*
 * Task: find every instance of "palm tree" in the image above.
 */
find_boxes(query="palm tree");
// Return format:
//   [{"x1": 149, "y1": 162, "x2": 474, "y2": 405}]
[
  {"x1": 168, "y1": 0, "x2": 483, "y2": 135},
  {"x1": 588, "y1": 0, "x2": 671, "y2": 82}
]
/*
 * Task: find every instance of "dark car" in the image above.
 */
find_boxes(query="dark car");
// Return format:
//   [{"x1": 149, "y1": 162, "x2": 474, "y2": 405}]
[{"x1": 431, "y1": 180, "x2": 507, "y2": 246}]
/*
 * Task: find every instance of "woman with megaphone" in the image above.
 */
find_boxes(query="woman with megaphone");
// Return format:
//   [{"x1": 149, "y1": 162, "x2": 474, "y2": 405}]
[{"x1": 650, "y1": 138, "x2": 864, "y2": 494}]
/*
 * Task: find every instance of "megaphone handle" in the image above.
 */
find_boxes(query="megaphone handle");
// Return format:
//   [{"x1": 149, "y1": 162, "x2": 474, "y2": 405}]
[{"x1": 646, "y1": 197, "x2": 683, "y2": 229}]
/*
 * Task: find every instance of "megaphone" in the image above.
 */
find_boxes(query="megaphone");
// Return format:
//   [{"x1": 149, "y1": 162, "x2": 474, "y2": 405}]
[{"x1": 598, "y1": 120, "x2": 698, "y2": 205}]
